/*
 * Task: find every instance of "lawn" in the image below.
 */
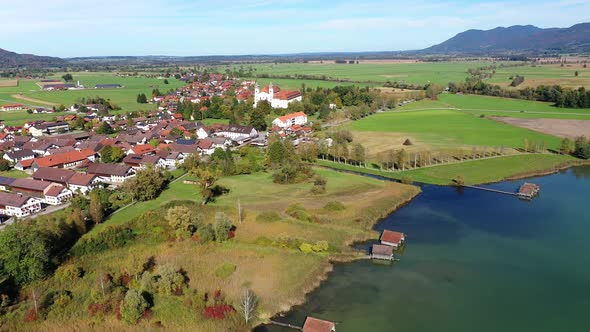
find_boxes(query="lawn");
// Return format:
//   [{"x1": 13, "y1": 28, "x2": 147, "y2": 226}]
[
  {"x1": 317, "y1": 154, "x2": 579, "y2": 185},
  {"x1": 239, "y1": 61, "x2": 499, "y2": 85},
  {"x1": 0, "y1": 169, "x2": 30, "y2": 178},
  {"x1": 351, "y1": 108, "x2": 562, "y2": 150}
]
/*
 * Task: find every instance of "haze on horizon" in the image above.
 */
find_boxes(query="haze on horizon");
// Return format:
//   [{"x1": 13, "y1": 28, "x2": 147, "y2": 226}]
[{"x1": 1, "y1": 0, "x2": 589, "y2": 58}]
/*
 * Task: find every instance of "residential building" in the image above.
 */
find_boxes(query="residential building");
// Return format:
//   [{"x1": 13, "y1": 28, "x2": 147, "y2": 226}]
[
  {"x1": 29, "y1": 121, "x2": 70, "y2": 137},
  {"x1": 1, "y1": 104, "x2": 26, "y2": 112},
  {"x1": 272, "y1": 112, "x2": 308, "y2": 129},
  {"x1": 87, "y1": 163, "x2": 135, "y2": 183},
  {"x1": 0, "y1": 192, "x2": 42, "y2": 217}
]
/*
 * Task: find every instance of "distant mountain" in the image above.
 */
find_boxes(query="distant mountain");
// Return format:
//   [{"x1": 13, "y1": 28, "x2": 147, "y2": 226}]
[
  {"x1": 422, "y1": 23, "x2": 590, "y2": 54},
  {"x1": 0, "y1": 48, "x2": 66, "y2": 68}
]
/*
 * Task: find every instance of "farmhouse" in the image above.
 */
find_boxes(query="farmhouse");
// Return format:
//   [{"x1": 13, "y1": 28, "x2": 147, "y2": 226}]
[
  {"x1": 87, "y1": 163, "x2": 135, "y2": 183},
  {"x1": 272, "y1": 111, "x2": 308, "y2": 129},
  {"x1": 123, "y1": 154, "x2": 166, "y2": 169},
  {"x1": 380, "y1": 230, "x2": 406, "y2": 248},
  {"x1": 9, "y1": 178, "x2": 72, "y2": 205},
  {"x1": 31, "y1": 149, "x2": 96, "y2": 170},
  {"x1": 213, "y1": 124, "x2": 258, "y2": 142},
  {"x1": 3, "y1": 149, "x2": 35, "y2": 163},
  {"x1": 0, "y1": 104, "x2": 26, "y2": 112},
  {"x1": 254, "y1": 83, "x2": 302, "y2": 109},
  {"x1": 67, "y1": 173, "x2": 100, "y2": 194},
  {"x1": 0, "y1": 192, "x2": 42, "y2": 217}
]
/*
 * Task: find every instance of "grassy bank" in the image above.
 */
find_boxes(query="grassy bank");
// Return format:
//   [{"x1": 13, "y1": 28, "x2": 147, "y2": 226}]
[
  {"x1": 8, "y1": 168, "x2": 419, "y2": 330},
  {"x1": 317, "y1": 154, "x2": 579, "y2": 185}
]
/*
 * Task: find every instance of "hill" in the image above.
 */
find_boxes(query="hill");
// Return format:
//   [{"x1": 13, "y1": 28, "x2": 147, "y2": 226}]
[
  {"x1": 422, "y1": 23, "x2": 590, "y2": 54},
  {"x1": 0, "y1": 48, "x2": 66, "y2": 68}
]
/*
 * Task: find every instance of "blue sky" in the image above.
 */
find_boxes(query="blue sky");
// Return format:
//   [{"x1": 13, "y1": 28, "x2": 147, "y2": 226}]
[{"x1": 1, "y1": 0, "x2": 589, "y2": 57}]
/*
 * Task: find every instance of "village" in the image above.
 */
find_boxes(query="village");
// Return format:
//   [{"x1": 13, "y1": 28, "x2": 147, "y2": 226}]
[{"x1": 0, "y1": 74, "x2": 313, "y2": 224}]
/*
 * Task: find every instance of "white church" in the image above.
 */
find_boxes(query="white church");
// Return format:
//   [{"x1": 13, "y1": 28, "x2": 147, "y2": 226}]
[{"x1": 254, "y1": 82, "x2": 303, "y2": 109}]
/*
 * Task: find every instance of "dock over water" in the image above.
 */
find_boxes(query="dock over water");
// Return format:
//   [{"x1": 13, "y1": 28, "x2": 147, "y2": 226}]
[{"x1": 462, "y1": 182, "x2": 540, "y2": 200}]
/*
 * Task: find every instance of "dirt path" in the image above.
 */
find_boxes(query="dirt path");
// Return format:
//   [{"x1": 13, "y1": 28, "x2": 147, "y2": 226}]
[
  {"x1": 11, "y1": 94, "x2": 57, "y2": 106},
  {"x1": 492, "y1": 117, "x2": 590, "y2": 139}
]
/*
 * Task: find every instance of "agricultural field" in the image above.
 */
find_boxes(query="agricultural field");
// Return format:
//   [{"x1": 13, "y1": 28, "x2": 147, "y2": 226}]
[
  {"x1": 239, "y1": 61, "x2": 498, "y2": 85},
  {"x1": 0, "y1": 72, "x2": 185, "y2": 113},
  {"x1": 349, "y1": 107, "x2": 562, "y2": 153},
  {"x1": 0, "y1": 79, "x2": 18, "y2": 87},
  {"x1": 487, "y1": 63, "x2": 590, "y2": 88},
  {"x1": 13, "y1": 168, "x2": 418, "y2": 330}
]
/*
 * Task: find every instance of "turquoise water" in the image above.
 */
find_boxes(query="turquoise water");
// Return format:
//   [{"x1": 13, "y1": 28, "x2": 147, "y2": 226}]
[{"x1": 264, "y1": 167, "x2": 590, "y2": 332}]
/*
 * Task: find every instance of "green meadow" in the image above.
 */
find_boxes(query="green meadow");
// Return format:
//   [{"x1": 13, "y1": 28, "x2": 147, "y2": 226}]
[
  {"x1": 240, "y1": 61, "x2": 497, "y2": 85},
  {"x1": 351, "y1": 107, "x2": 562, "y2": 149},
  {"x1": 487, "y1": 63, "x2": 590, "y2": 88}
]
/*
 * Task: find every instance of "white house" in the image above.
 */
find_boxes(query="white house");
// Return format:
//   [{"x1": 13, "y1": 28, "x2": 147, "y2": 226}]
[
  {"x1": 43, "y1": 184, "x2": 73, "y2": 206},
  {"x1": 254, "y1": 83, "x2": 302, "y2": 109},
  {"x1": 272, "y1": 112, "x2": 308, "y2": 129},
  {"x1": 87, "y1": 163, "x2": 136, "y2": 183},
  {"x1": 214, "y1": 125, "x2": 258, "y2": 142},
  {"x1": 0, "y1": 192, "x2": 42, "y2": 217}
]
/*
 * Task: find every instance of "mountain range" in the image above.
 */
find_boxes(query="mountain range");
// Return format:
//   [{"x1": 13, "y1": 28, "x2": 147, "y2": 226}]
[
  {"x1": 1, "y1": 22, "x2": 589, "y2": 67},
  {"x1": 422, "y1": 23, "x2": 590, "y2": 54}
]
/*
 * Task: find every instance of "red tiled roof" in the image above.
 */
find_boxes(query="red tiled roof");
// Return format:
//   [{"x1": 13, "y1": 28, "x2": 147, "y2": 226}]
[
  {"x1": 45, "y1": 184, "x2": 66, "y2": 197},
  {"x1": 33, "y1": 149, "x2": 95, "y2": 168},
  {"x1": 260, "y1": 85, "x2": 281, "y2": 94},
  {"x1": 380, "y1": 230, "x2": 405, "y2": 245},
  {"x1": 130, "y1": 145, "x2": 156, "y2": 155},
  {"x1": 273, "y1": 90, "x2": 302, "y2": 101},
  {"x1": 302, "y1": 317, "x2": 335, "y2": 332},
  {"x1": 277, "y1": 112, "x2": 307, "y2": 123}
]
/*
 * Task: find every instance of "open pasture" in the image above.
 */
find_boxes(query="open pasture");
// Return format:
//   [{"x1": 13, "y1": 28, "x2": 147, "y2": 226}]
[
  {"x1": 350, "y1": 108, "x2": 562, "y2": 151},
  {"x1": 239, "y1": 61, "x2": 498, "y2": 85},
  {"x1": 488, "y1": 63, "x2": 590, "y2": 88}
]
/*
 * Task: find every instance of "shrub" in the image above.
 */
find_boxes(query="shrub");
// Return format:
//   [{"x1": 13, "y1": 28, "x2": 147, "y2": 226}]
[
  {"x1": 166, "y1": 206, "x2": 203, "y2": 240},
  {"x1": 120, "y1": 289, "x2": 149, "y2": 325},
  {"x1": 198, "y1": 224, "x2": 215, "y2": 243},
  {"x1": 214, "y1": 263, "x2": 236, "y2": 280},
  {"x1": 323, "y1": 201, "x2": 345, "y2": 211},
  {"x1": 401, "y1": 176, "x2": 413, "y2": 185},
  {"x1": 299, "y1": 243, "x2": 313, "y2": 254},
  {"x1": 256, "y1": 211, "x2": 281, "y2": 223},
  {"x1": 285, "y1": 204, "x2": 313, "y2": 222},
  {"x1": 156, "y1": 264, "x2": 187, "y2": 295},
  {"x1": 312, "y1": 240, "x2": 329, "y2": 252},
  {"x1": 214, "y1": 213, "x2": 233, "y2": 243},
  {"x1": 203, "y1": 304, "x2": 235, "y2": 320},
  {"x1": 72, "y1": 226, "x2": 134, "y2": 256},
  {"x1": 55, "y1": 264, "x2": 84, "y2": 283}
]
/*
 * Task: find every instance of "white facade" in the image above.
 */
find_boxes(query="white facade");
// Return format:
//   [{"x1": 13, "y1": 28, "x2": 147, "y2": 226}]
[
  {"x1": 272, "y1": 112, "x2": 308, "y2": 129},
  {"x1": 44, "y1": 188, "x2": 73, "y2": 206},
  {"x1": 0, "y1": 197, "x2": 42, "y2": 217},
  {"x1": 254, "y1": 83, "x2": 302, "y2": 109}
]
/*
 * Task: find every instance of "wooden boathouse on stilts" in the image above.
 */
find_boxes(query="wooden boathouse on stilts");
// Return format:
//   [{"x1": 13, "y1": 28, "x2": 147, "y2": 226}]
[{"x1": 371, "y1": 244, "x2": 394, "y2": 261}]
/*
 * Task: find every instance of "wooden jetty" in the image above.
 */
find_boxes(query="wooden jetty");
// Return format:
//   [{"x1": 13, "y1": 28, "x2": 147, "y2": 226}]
[{"x1": 462, "y1": 183, "x2": 540, "y2": 200}]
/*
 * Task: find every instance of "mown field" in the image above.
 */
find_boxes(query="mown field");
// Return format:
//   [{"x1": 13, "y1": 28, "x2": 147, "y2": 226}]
[
  {"x1": 12, "y1": 168, "x2": 418, "y2": 330},
  {"x1": 0, "y1": 72, "x2": 184, "y2": 113},
  {"x1": 317, "y1": 154, "x2": 578, "y2": 185},
  {"x1": 239, "y1": 61, "x2": 498, "y2": 85},
  {"x1": 488, "y1": 63, "x2": 590, "y2": 88}
]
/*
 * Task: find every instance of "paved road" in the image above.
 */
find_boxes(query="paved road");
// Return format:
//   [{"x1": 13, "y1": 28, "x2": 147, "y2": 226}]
[{"x1": 0, "y1": 202, "x2": 71, "y2": 230}]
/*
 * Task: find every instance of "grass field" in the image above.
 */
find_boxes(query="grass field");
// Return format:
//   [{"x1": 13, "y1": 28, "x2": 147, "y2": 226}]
[
  {"x1": 0, "y1": 72, "x2": 185, "y2": 114},
  {"x1": 488, "y1": 63, "x2": 590, "y2": 88},
  {"x1": 16, "y1": 168, "x2": 418, "y2": 330},
  {"x1": 0, "y1": 169, "x2": 30, "y2": 178},
  {"x1": 239, "y1": 61, "x2": 498, "y2": 85},
  {"x1": 317, "y1": 154, "x2": 579, "y2": 185},
  {"x1": 350, "y1": 107, "x2": 562, "y2": 150}
]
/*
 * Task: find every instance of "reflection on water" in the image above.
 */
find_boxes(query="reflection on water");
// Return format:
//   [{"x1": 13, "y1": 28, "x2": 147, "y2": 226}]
[{"x1": 267, "y1": 167, "x2": 590, "y2": 332}]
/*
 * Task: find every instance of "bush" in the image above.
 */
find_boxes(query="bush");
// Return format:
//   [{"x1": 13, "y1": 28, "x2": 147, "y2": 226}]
[
  {"x1": 401, "y1": 176, "x2": 413, "y2": 185},
  {"x1": 256, "y1": 211, "x2": 281, "y2": 223},
  {"x1": 299, "y1": 243, "x2": 313, "y2": 254},
  {"x1": 323, "y1": 201, "x2": 345, "y2": 211},
  {"x1": 156, "y1": 264, "x2": 187, "y2": 295},
  {"x1": 198, "y1": 224, "x2": 215, "y2": 243},
  {"x1": 71, "y1": 226, "x2": 134, "y2": 256},
  {"x1": 55, "y1": 264, "x2": 84, "y2": 283},
  {"x1": 214, "y1": 213, "x2": 233, "y2": 243},
  {"x1": 0, "y1": 160, "x2": 10, "y2": 171},
  {"x1": 285, "y1": 204, "x2": 313, "y2": 222},
  {"x1": 120, "y1": 289, "x2": 149, "y2": 325},
  {"x1": 312, "y1": 240, "x2": 329, "y2": 252},
  {"x1": 166, "y1": 206, "x2": 203, "y2": 240},
  {"x1": 214, "y1": 263, "x2": 236, "y2": 280}
]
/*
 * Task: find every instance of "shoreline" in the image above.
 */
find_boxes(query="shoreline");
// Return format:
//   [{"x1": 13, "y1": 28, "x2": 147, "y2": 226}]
[
  {"x1": 261, "y1": 161, "x2": 590, "y2": 328},
  {"x1": 261, "y1": 187, "x2": 421, "y2": 326}
]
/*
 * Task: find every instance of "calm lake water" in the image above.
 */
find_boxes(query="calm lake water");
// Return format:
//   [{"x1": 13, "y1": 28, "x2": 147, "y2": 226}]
[{"x1": 264, "y1": 166, "x2": 590, "y2": 332}]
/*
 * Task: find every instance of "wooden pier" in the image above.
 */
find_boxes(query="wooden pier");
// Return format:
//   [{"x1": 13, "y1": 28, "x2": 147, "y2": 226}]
[
  {"x1": 270, "y1": 320, "x2": 302, "y2": 330},
  {"x1": 462, "y1": 183, "x2": 540, "y2": 200}
]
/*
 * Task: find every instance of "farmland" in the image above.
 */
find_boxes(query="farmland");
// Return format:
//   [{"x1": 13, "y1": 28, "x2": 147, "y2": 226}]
[
  {"x1": 0, "y1": 79, "x2": 18, "y2": 87},
  {"x1": 236, "y1": 61, "x2": 498, "y2": 85},
  {"x1": 0, "y1": 72, "x2": 184, "y2": 112},
  {"x1": 488, "y1": 63, "x2": 590, "y2": 88}
]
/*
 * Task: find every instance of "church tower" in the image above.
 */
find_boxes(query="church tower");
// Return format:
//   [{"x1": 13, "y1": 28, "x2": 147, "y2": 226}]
[{"x1": 269, "y1": 82, "x2": 274, "y2": 100}]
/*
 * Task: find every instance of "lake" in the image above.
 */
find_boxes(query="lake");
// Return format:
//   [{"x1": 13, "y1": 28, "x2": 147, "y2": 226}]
[{"x1": 264, "y1": 166, "x2": 590, "y2": 332}]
